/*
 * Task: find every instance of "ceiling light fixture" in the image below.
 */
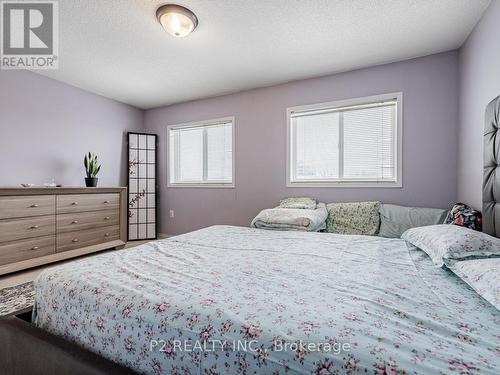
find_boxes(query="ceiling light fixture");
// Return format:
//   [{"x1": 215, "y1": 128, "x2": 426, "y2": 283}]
[{"x1": 156, "y1": 4, "x2": 198, "y2": 38}]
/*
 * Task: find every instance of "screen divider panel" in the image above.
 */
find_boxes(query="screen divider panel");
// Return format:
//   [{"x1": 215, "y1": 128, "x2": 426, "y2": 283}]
[{"x1": 127, "y1": 132, "x2": 158, "y2": 241}]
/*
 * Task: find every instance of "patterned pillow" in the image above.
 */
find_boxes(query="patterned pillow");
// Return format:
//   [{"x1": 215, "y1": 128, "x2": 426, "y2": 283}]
[
  {"x1": 446, "y1": 258, "x2": 500, "y2": 310},
  {"x1": 445, "y1": 203, "x2": 482, "y2": 231},
  {"x1": 402, "y1": 224, "x2": 500, "y2": 266},
  {"x1": 326, "y1": 201, "x2": 380, "y2": 235},
  {"x1": 279, "y1": 197, "x2": 317, "y2": 209}
]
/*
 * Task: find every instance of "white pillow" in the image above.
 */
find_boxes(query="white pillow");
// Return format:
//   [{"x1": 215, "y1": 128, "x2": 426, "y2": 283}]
[
  {"x1": 446, "y1": 258, "x2": 500, "y2": 310},
  {"x1": 401, "y1": 224, "x2": 500, "y2": 266}
]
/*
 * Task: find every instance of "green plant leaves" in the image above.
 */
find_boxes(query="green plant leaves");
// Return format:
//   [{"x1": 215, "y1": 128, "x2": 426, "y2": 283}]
[{"x1": 83, "y1": 152, "x2": 101, "y2": 178}]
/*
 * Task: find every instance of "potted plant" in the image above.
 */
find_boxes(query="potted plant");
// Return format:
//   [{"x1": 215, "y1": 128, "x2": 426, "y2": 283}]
[{"x1": 84, "y1": 152, "x2": 101, "y2": 187}]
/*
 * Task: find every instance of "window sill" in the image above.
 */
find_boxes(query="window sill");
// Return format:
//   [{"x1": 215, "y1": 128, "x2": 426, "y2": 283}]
[
  {"x1": 287, "y1": 180, "x2": 402, "y2": 188},
  {"x1": 167, "y1": 183, "x2": 235, "y2": 188}
]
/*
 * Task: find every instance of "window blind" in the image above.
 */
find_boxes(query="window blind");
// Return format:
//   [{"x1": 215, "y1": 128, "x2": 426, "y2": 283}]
[
  {"x1": 294, "y1": 112, "x2": 339, "y2": 180},
  {"x1": 290, "y1": 99, "x2": 397, "y2": 184},
  {"x1": 169, "y1": 120, "x2": 233, "y2": 185},
  {"x1": 343, "y1": 105, "x2": 395, "y2": 180},
  {"x1": 206, "y1": 123, "x2": 233, "y2": 181}
]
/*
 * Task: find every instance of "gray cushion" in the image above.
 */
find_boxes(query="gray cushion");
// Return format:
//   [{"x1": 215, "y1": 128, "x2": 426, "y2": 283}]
[{"x1": 378, "y1": 204, "x2": 448, "y2": 238}]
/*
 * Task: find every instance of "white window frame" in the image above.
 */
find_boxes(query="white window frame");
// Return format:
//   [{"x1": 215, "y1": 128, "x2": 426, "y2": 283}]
[
  {"x1": 167, "y1": 116, "x2": 235, "y2": 188},
  {"x1": 286, "y1": 92, "x2": 403, "y2": 188}
]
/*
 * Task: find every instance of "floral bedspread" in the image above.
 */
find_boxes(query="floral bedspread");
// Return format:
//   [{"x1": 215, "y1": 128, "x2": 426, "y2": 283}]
[{"x1": 33, "y1": 226, "x2": 499, "y2": 374}]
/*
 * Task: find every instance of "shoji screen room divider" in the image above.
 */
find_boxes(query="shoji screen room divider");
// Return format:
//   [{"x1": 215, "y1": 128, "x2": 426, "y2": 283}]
[{"x1": 127, "y1": 132, "x2": 157, "y2": 240}]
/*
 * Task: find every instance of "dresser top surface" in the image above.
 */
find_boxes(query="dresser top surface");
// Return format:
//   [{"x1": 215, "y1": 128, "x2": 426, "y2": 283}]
[{"x1": 0, "y1": 187, "x2": 127, "y2": 196}]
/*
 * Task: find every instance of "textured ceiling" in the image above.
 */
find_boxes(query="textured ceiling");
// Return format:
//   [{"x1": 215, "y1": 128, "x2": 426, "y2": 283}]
[{"x1": 36, "y1": 0, "x2": 491, "y2": 109}]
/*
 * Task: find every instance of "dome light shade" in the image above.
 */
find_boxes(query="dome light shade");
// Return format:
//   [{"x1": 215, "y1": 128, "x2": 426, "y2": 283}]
[{"x1": 156, "y1": 4, "x2": 198, "y2": 38}]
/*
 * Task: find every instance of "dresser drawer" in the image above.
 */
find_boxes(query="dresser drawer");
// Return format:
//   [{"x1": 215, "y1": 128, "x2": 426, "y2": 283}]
[
  {"x1": 0, "y1": 215, "x2": 55, "y2": 243},
  {"x1": 0, "y1": 195, "x2": 55, "y2": 219},
  {"x1": 57, "y1": 209, "x2": 120, "y2": 233},
  {"x1": 57, "y1": 193, "x2": 119, "y2": 214},
  {"x1": 57, "y1": 225, "x2": 120, "y2": 252},
  {"x1": 0, "y1": 235, "x2": 55, "y2": 266}
]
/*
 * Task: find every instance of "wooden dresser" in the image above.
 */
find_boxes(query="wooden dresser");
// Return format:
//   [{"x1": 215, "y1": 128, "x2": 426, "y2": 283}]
[{"x1": 0, "y1": 187, "x2": 127, "y2": 275}]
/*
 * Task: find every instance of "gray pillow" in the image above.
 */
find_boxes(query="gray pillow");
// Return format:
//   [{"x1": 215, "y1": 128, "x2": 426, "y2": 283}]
[{"x1": 378, "y1": 204, "x2": 448, "y2": 238}]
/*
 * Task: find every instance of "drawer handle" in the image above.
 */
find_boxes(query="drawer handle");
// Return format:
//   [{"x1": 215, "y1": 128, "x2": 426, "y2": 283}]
[
  {"x1": 104, "y1": 216, "x2": 110, "y2": 220},
  {"x1": 29, "y1": 204, "x2": 39, "y2": 208},
  {"x1": 71, "y1": 220, "x2": 78, "y2": 224},
  {"x1": 29, "y1": 225, "x2": 39, "y2": 229},
  {"x1": 31, "y1": 246, "x2": 39, "y2": 250},
  {"x1": 104, "y1": 200, "x2": 110, "y2": 204},
  {"x1": 71, "y1": 202, "x2": 78, "y2": 206},
  {"x1": 104, "y1": 233, "x2": 110, "y2": 237},
  {"x1": 72, "y1": 238, "x2": 79, "y2": 243}
]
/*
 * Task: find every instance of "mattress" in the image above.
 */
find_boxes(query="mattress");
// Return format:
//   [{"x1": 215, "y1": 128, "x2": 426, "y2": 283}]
[{"x1": 33, "y1": 225, "x2": 499, "y2": 374}]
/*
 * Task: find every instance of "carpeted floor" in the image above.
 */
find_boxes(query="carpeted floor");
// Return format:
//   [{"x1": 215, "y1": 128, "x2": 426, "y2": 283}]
[{"x1": 0, "y1": 281, "x2": 34, "y2": 317}]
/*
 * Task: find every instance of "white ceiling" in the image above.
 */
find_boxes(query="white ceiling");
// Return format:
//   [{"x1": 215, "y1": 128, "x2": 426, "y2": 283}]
[{"x1": 36, "y1": 0, "x2": 491, "y2": 109}]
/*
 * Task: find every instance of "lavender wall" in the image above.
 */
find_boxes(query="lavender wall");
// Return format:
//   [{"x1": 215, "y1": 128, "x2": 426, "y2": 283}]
[
  {"x1": 458, "y1": 1, "x2": 500, "y2": 210},
  {"x1": 145, "y1": 51, "x2": 459, "y2": 235},
  {"x1": 0, "y1": 70, "x2": 143, "y2": 187}
]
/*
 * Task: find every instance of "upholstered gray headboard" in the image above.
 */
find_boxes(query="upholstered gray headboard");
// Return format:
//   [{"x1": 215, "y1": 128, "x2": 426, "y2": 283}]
[{"x1": 483, "y1": 94, "x2": 500, "y2": 237}]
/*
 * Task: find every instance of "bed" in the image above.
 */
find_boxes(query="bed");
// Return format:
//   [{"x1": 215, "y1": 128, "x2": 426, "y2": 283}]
[{"x1": 33, "y1": 225, "x2": 499, "y2": 374}]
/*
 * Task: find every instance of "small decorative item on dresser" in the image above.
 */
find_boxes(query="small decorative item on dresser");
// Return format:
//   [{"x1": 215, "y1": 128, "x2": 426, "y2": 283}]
[{"x1": 84, "y1": 152, "x2": 101, "y2": 187}]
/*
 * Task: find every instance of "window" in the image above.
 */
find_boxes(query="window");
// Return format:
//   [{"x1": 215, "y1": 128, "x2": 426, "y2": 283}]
[
  {"x1": 168, "y1": 117, "x2": 234, "y2": 187},
  {"x1": 287, "y1": 93, "x2": 402, "y2": 187}
]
